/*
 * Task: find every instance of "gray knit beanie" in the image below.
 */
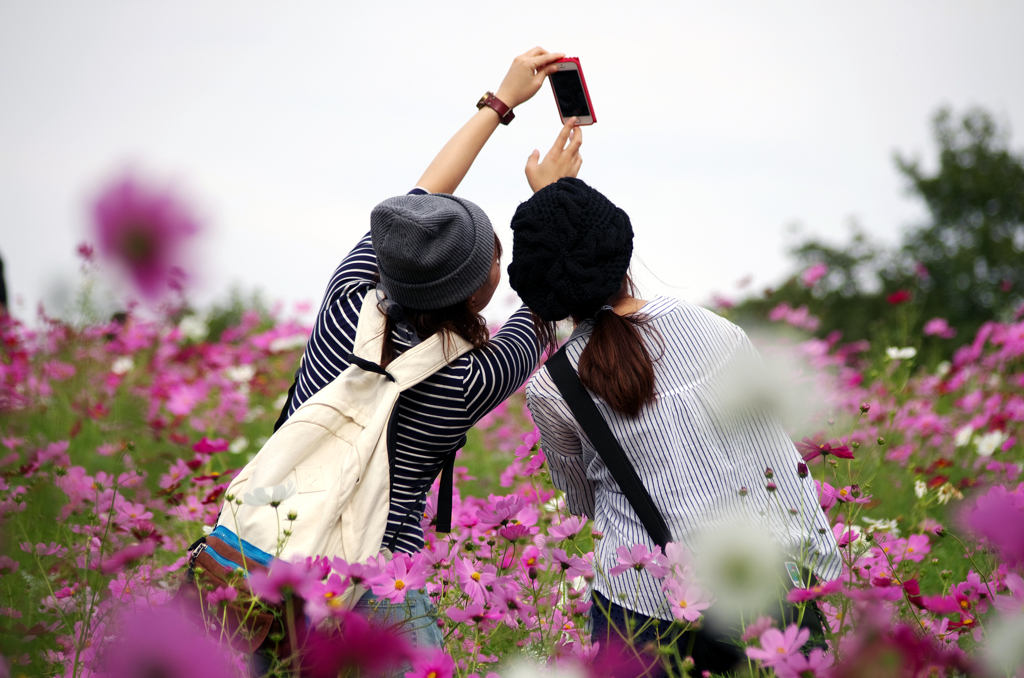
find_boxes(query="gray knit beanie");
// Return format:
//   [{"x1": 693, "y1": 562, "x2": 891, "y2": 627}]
[{"x1": 370, "y1": 193, "x2": 495, "y2": 311}]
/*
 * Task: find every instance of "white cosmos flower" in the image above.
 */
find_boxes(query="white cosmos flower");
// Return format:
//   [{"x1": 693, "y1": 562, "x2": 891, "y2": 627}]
[
  {"x1": 229, "y1": 437, "x2": 249, "y2": 454},
  {"x1": 976, "y1": 430, "x2": 1010, "y2": 457},
  {"x1": 954, "y1": 425, "x2": 975, "y2": 447},
  {"x1": 914, "y1": 480, "x2": 928, "y2": 499},
  {"x1": 693, "y1": 522, "x2": 782, "y2": 630},
  {"x1": 862, "y1": 516, "x2": 900, "y2": 535},
  {"x1": 225, "y1": 364, "x2": 256, "y2": 383},
  {"x1": 885, "y1": 346, "x2": 917, "y2": 361},
  {"x1": 111, "y1": 356, "x2": 135, "y2": 375},
  {"x1": 269, "y1": 334, "x2": 308, "y2": 353},
  {"x1": 178, "y1": 315, "x2": 208, "y2": 342},
  {"x1": 935, "y1": 360, "x2": 951, "y2": 377},
  {"x1": 243, "y1": 480, "x2": 297, "y2": 507}
]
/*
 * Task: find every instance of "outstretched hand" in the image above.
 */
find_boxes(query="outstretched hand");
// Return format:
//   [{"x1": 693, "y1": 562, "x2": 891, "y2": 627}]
[
  {"x1": 525, "y1": 119, "x2": 583, "y2": 193},
  {"x1": 494, "y1": 47, "x2": 565, "y2": 109}
]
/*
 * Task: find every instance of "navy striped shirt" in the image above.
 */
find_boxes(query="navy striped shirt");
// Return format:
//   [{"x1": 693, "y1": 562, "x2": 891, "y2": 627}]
[
  {"x1": 527, "y1": 296, "x2": 841, "y2": 621},
  {"x1": 288, "y1": 203, "x2": 542, "y2": 554}
]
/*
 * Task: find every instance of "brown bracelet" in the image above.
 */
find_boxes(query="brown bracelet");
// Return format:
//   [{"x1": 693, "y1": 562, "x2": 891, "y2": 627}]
[{"x1": 476, "y1": 91, "x2": 515, "y2": 125}]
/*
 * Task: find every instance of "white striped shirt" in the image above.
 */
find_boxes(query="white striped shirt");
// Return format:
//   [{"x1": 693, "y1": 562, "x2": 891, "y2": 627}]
[
  {"x1": 527, "y1": 296, "x2": 842, "y2": 621},
  {"x1": 288, "y1": 226, "x2": 542, "y2": 555}
]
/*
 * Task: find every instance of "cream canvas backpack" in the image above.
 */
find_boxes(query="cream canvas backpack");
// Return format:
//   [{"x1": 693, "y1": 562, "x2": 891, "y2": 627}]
[{"x1": 215, "y1": 291, "x2": 472, "y2": 607}]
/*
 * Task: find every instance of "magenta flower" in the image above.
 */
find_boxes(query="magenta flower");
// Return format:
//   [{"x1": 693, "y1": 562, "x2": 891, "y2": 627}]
[
  {"x1": 249, "y1": 559, "x2": 316, "y2": 604},
  {"x1": 446, "y1": 603, "x2": 502, "y2": 626},
  {"x1": 549, "y1": 515, "x2": 587, "y2": 541},
  {"x1": 192, "y1": 437, "x2": 229, "y2": 454},
  {"x1": 304, "y1": 574, "x2": 351, "y2": 625},
  {"x1": 405, "y1": 648, "x2": 455, "y2": 678},
  {"x1": 331, "y1": 557, "x2": 384, "y2": 589},
  {"x1": 302, "y1": 612, "x2": 415, "y2": 678},
  {"x1": 549, "y1": 548, "x2": 591, "y2": 579},
  {"x1": 741, "y1": 616, "x2": 775, "y2": 643},
  {"x1": 498, "y1": 523, "x2": 530, "y2": 542},
  {"x1": 746, "y1": 624, "x2": 810, "y2": 667},
  {"x1": 609, "y1": 544, "x2": 668, "y2": 577},
  {"x1": 99, "y1": 540, "x2": 156, "y2": 574},
  {"x1": 786, "y1": 578, "x2": 842, "y2": 603},
  {"x1": 455, "y1": 557, "x2": 496, "y2": 604},
  {"x1": 963, "y1": 483, "x2": 1024, "y2": 566},
  {"x1": 665, "y1": 579, "x2": 711, "y2": 622},
  {"x1": 800, "y1": 262, "x2": 828, "y2": 287},
  {"x1": 92, "y1": 174, "x2": 200, "y2": 301},
  {"x1": 774, "y1": 647, "x2": 834, "y2": 678},
  {"x1": 924, "y1": 317, "x2": 957, "y2": 339},
  {"x1": 476, "y1": 495, "x2": 525, "y2": 528},
  {"x1": 104, "y1": 607, "x2": 234, "y2": 678},
  {"x1": 371, "y1": 552, "x2": 428, "y2": 603},
  {"x1": 796, "y1": 437, "x2": 854, "y2": 461}
]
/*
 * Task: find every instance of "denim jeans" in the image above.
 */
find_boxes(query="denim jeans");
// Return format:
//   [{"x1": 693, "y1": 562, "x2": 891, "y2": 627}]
[{"x1": 353, "y1": 588, "x2": 444, "y2": 649}]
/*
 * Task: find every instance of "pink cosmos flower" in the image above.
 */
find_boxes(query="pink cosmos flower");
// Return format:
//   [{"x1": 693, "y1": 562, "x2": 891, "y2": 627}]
[
  {"x1": 205, "y1": 586, "x2": 238, "y2": 607},
  {"x1": 963, "y1": 483, "x2": 1024, "y2": 566},
  {"x1": 455, "y1": 557, "x2": 497, "y2": 604},
  {"x1": 800, "y1": 262, "x2": 828, "y2": 287},
  {"x1": 20, "y1": 542, "x2": 68, "y2": 558},
  {"x1": 371, "y1": 552, "x2": 428, "y2": 603},
  {"x1": 741, "y1": 616, "x2": 775, "y2": 643},
  {"x1": 447, "y1": 603, "x2": 502, "y2": 626},
  {"x1": 304, "y1": 573, "x2": 351, "y2": 625},
  {"x1": 796, "y1": 437, "x2": 854, "y2": 461},
  {"x1": 549, "y1": 548, "x2": 591, "y2": 579},
  {"x1": 498, "y1": 523, "x2": 530, "y2": 542},
  {"x1": 549, "y1": 516, "x2": 587, "y2": 541},
  {"x1": 0, "y1": 556, "x2": 19, "y2": 575},
  {"x1": 774, "y1": 647, "x2": 834, "y2": 678},
  {"x1": 193, "y1": 436, "x2": 229, "y2": 454},
  {"x1": 608, "y1": 544, "x2": 669, "y2": 577},
  {"x1": 665, "y1": 579, "x2": 711, "y2": 622},
  {"x1": 249, "y1": 559, "x2": 316, "y2": 604},
  {"x1": 92, "y1": 175, "x2": 200, "y2": 301},
  {"x1": 746, "y1": 624, "x2": 810, "y2": 667},
  {"x1": 476, "y1": 495, "x2": 525, "y2": 528},
  {"x1": 405, "y1": 648, "x2": 455, "y2": 678},
  {"x1": 302, "y1": 612, "x2": 415, "y2": 678},
  {"x1": 99, "y1": 540, "x2": 156, "y2": 574},
  {"x1": 787, "y1": 578, "x2": 842, "y2": 603},
  {"x1": 104, "y1": 607, "x2": 234, "y2": 678},
  {"x1": 924, "y1": 317, "x2": 957, "y2": 339}
]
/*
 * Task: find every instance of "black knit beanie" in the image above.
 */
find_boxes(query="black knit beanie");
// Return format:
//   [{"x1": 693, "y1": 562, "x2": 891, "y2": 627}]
[{"x1": 508, "y1": 178, "x2": 633, "y2": 321}]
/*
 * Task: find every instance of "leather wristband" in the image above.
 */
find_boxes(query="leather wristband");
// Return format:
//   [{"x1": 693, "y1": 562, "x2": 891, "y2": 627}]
[{"x1": 476, "y1": 91, "x2": 515, "y2": 125}]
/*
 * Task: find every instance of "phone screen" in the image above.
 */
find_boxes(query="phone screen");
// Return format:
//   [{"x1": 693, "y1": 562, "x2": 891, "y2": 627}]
[{"x1": 551, "y1": 70, "x2": 591, "y2": 118}]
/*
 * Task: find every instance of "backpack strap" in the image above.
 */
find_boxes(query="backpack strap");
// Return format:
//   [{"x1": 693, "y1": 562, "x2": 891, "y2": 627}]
[
  {"x1": 349, "y1": 292, "x2": 474, "y2": 545},
  {"x1": 544, "y1": 347, "x2": 673, "y2": 550}
]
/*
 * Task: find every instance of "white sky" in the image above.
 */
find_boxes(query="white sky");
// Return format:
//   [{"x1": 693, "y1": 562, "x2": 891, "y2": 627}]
[{"x1": 2, "y1": 1, "x2": 1022, "y2": 324}]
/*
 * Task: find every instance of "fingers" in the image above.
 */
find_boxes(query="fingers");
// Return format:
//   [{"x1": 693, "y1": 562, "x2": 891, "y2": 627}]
[
  {"x1": 567, "y1": 123, "x2": 583, "y2": 153},
  {"x1": 528, "y1": 51, "x2": 565, "y2": 70},
  {"x1": 552, "y1": 118, "x2": 575, "y2": 151}
]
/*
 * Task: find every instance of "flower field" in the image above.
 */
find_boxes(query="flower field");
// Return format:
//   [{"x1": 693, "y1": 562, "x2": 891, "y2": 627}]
[{"x1": 1, "y1": 293, "x2": 1024, "y2": 677}]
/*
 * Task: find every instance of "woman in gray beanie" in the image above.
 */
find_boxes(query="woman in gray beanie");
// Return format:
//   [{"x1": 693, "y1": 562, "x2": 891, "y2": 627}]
[
  {"x1": 508, "y1": 179, "x2": 841, "y2": 676},
  {"x1": 259, "y1": 48, "x2": 582, "y2": 665}
]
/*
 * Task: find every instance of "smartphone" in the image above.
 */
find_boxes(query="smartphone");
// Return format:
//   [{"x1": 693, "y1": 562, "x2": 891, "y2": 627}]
[{"x1": 549, "y1": 58, "x2": 596, "y2": 126}]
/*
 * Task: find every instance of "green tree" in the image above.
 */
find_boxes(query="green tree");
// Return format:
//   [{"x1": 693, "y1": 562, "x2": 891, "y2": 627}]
[{"x1": 730, "y1": 107, "x2": 1024, "y2": 359}]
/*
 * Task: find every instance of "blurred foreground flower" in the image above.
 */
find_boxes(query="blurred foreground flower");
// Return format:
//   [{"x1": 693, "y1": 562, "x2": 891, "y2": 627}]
[
  {"x1": 104, "y1": 606, "x2": 234, "y2": 678},
  {"x1": 92, "y1": 174, "x2": 200, "y2": 301}
]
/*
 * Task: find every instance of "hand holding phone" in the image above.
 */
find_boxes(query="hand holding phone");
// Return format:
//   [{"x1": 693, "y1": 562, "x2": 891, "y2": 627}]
[
  {"x1": 494, "y1": 48, "x2": 566, "y2": 109},
  {"x1": 550, "y1": 58, "x2": 596, "y2": 126},
  {"x1": 525, "y1": 118, "x2": 584, "y2": 193}
]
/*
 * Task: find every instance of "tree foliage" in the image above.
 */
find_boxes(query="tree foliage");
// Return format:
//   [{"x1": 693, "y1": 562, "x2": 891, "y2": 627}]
[{"x1": 731, "y1": 107, "x2": 1024, "y2": 359}]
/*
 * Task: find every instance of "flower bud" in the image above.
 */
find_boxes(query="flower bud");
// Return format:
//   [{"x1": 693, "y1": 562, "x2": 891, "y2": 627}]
[
  {"x1": 860, "y1": 402, "x2": 870, "y2": 413},
  {"x1": 287, "y1": 511, "x2": 298, "y2": 521},
  {"x1": 738, "y1": 487, "x2": 749, "y2": 497},
  {"x1": 766, "y1": 482, "x2": 778, "y2": 492},
  {"x1": 851, "y1": 441, "x2": 860, "y2": 449},
  {"x1": 851, "y1": 484, "x2": 861, "y2": 498},
  {"x1": 877, "y1": 437, "x2": 886, "y2": 445},
  {"x1": 591, "y1": 530, "x2": 604, "y2": 540},
  {"x1": 797, "y1": 462, "x2": 809, "y2": 478},
  {"x1": 528, "y1": 566, "x2": 538, "y2": 580},
  {"x1": 764, "y1": 467, "x2": 774, "y2": 479}
]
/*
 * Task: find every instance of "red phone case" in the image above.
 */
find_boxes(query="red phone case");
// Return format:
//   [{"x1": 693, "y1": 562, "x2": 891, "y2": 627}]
[{"x1": 551, "y1": 57, "x2": 597, "y2": 125}]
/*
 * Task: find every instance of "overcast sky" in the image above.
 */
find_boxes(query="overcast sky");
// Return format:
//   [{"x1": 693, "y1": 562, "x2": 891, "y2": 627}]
[{"x1": 2, "y1": 1, "x2": 1022, "y2": 324}]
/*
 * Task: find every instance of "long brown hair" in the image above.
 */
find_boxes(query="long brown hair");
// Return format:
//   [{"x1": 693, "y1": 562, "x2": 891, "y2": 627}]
[
  {"x1": 538, "y1": 274, "x2": 660, "y2": 417},
  {"x1": 377, "y1": 234, "x2": 500, "y2": 368}
]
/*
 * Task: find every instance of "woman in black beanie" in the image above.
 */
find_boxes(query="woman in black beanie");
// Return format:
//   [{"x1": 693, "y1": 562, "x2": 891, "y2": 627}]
[{"x1": 508, "y1": 178, "x2": 841, "y2": 676}]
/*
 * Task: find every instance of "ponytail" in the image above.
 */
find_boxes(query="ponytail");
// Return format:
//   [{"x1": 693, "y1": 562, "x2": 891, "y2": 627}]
[{"x1": 576, "y1": 275, "x2": 659, "y2": 417}]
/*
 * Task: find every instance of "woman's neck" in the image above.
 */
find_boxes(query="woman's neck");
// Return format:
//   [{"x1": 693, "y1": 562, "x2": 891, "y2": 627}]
[{"x1": 612, "y1": 296, "x2": 649, "y2": 316}]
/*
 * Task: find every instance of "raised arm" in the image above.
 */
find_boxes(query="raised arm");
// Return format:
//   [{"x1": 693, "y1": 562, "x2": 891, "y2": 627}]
[{"x1": 416, "y1": 47, "x2": 565, "y2": 195}]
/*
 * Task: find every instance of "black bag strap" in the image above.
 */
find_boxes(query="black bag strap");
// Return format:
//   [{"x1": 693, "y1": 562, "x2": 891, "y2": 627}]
[{"x1": 545, "y1": 347, "x2": 673, "y2": 550}]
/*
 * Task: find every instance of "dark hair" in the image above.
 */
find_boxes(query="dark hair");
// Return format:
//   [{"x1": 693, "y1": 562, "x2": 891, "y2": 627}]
[
  {"x1": 377, "y1": 233, "x2": 501, "y2": 368},
  {"x1": 537, "y1": 273, "x2": 660, "y2": 417}
]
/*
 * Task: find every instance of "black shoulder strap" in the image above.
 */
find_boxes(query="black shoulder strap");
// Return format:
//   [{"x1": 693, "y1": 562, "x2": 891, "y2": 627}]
[{"x1": 545, "y1": 347, "x2": 672, "y2": 550}]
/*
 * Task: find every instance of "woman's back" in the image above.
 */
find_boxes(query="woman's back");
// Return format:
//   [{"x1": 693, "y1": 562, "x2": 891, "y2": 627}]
[{"x1": 527, "y1": 295, "x2": 841, "y2": 621}]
